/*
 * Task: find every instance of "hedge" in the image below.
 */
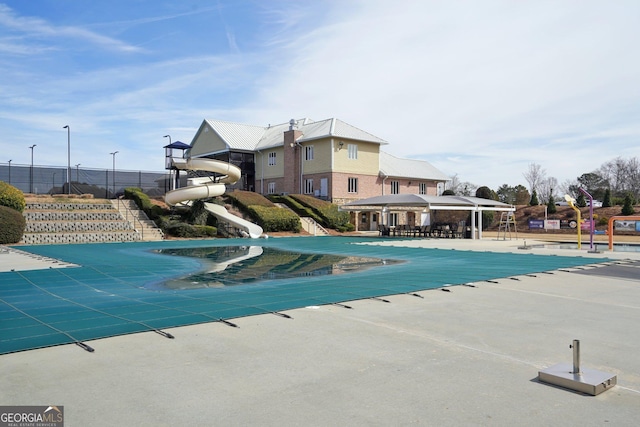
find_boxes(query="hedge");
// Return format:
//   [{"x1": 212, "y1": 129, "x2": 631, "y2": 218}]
[
  {"x1": 247, "y1": 205, "x2": 301, "y2": 232},
  {"x1": 0, "y1": 205, "x2": 26, "y2": 244},
  {"x1": 0, "y1": 181, "x2": 26, "y2": 213}
]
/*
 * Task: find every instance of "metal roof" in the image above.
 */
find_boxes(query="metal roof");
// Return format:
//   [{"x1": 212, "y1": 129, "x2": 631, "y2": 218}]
[
  {"x1": 202, "y1": 118, "x2": 388, "y2": 151},
  {"x1": 203, "y1": 119, "x2": 266, "y2": 151},
  {"x1": 342, "y1": 194, "x2": 514, "y2": 211},
  {"x1": 379, "y1": 151, "x2": 450, "y2": 181}
]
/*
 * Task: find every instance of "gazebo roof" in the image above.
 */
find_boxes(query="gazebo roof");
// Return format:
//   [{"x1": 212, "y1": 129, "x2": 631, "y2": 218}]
[
  {"x1": 341, "y1": 194, "x2": 514, "y2": 211},
  {"x1": 164, "y1": 141, "x2": 191, "y2": 150}
]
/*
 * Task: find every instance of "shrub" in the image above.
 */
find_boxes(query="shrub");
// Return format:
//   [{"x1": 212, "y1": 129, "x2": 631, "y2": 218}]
[
  {"x1": 165, "y1": 222, "x2": 217, "y2": 238},
  {"x1": 124, "y1": 187, "x2": 153, "y2": 210},
  {"x1": 290, "y1": 194, "x2": 351, "y2": 230},
  {"x1": 621, "y1": 194, "x2": 635, "y2": 215},
  {"x1": 247, "y1": 205, "x2": 300, "y2": 232},
  {"x1": 0, "y1": 205, "x2": 26, "y2": 244},
  {"x1": 0, "y1": 181, "x2": 26, "y2": 213},
  {"x1": 227, "y1": 190, "x2": 276, "y2": 209}
]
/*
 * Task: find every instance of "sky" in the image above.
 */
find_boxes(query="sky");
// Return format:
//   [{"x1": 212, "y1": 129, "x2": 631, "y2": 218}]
[{"x1": 1, "y1": 0, "x2": 639, "y2": 190}]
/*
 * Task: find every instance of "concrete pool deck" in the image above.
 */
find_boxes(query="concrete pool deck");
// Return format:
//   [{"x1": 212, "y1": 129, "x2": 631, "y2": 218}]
[{"x1": 2, "y1": 236, "x2": 640, "y2": 426}]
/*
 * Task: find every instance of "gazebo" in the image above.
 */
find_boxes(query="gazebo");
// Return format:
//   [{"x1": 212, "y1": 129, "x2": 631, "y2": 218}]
[{"x1": 341, "y1": 194, "x2": 515, "y2": 239}]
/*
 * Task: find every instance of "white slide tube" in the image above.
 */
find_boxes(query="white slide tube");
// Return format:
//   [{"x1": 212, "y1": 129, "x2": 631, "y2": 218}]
[{"x1": 164, "y1": 158, "x2": 264, "y2": 238}]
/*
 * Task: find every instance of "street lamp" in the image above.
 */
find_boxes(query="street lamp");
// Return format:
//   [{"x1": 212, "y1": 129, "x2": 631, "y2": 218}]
[
  {"x1": 163, "y1": 134, "x2": 171, "y2": 144},
  {"x1": 29, "y1": 144, "x2": 36, "y2": 193},
  {"x1": 7, "y1": 160, "x2": 11, "y2": 184},
  {"x1": 63, "y1": 125, "x2": 70, "y2": 194},
  {"x1": 110, "y1": 151, "x2": 119, "y2": 198},
  {"x1": 75, "y1": 163, "x2": 81, "y2": 182}
]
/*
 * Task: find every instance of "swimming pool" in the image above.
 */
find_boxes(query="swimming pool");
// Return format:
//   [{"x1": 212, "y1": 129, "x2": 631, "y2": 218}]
[{"x1": 1, "y1": 236, "x2": 609, "y2": 355}]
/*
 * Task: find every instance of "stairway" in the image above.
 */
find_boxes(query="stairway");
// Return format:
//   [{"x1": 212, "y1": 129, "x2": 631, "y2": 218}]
[
  {"x1": 110, "y1": 199, "x2": 165, "y2": 241},
  {"x1": 274, "y1": 203, "x2": 330, "y2": 236},
  {"x1": 20, "y1": 199, "x2": 164, "y2": 245}
]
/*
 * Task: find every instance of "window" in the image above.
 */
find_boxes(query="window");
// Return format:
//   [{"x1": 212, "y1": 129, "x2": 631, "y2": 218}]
[
  {"x1": 348, "y1": 143, "x2": 358, "y2": 159},
  {"x1": 391, "y1": 180, "x2": 399, "y2": 194},
  {"x1": 267, "y1": 182, "x2": 276, "y2": 194},
  {"x1": 348, "y1": 177, "x2": 358, "y2": 193},
  {"x1": 304, "y1": 179, "x2": 314, "y2": 194},
  {"x1": 419, "y1": 182, "x2": 426, "y2": 195},
  {"x1": 389, "y1": 213, "x2": 399, "y2": 227},
  {"x1": 268, "y1": 152, "x2": 276, "y2": 166},
  {"x1": 305, "y1": 145, "x2": 314, "y2": 161}
]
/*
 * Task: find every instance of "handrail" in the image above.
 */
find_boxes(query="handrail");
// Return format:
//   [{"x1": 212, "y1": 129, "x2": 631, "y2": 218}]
[
  {"x1": 116, "y1": 198, "x2": 145, "y2": 240},
  {"x1": 608, "y1": 215, "x2": 640, "y2": 250}
]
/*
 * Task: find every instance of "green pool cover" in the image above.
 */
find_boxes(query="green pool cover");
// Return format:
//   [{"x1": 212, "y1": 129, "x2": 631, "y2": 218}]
[{"x1": 1, "y1": 237, "x2": 605, "y2": 354}]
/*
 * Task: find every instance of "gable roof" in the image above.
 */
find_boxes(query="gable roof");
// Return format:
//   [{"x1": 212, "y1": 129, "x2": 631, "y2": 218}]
[
  {"x1": 199, "y1": 118, "x2": 387, "y2": 151},
  {"x1": 379, "y1": 151, "x2": 449, "y2": 181}
]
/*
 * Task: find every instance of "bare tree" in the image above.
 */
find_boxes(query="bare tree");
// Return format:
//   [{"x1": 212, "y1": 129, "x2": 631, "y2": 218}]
[
  {"x1": 523, "y1": 163, "x2": 546, "y2": 195},
  {"x1": 537, "y1": 176, "x2": 558, "y2": 203},
  {"x1": 599, "y1": 157, "x2": 640, "y2": 199}
]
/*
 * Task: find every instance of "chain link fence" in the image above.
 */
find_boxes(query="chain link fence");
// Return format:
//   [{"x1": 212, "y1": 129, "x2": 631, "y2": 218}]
[{"x1": 1, "y1": 163, "x2": 171, "y2": 198}]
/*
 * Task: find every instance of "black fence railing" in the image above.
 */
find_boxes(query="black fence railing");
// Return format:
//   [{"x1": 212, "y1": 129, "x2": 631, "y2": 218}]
[{"x1": 0, "y1": 163, "x2": 172, "y2": 198}]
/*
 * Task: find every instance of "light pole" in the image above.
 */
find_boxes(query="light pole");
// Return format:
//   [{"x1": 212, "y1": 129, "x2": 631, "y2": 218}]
[
  {"x1": 164, "y1": 135, "x2": 172, "y2": 190},
  {"x1": 7, "y1": 160, "x2": 11, "y2": 184},
  {"x1": 110, "y1": 151, "x2": 118, "y2": 198},
  {"x1": 29, "y1": 144, "x2": 36, "y2": 193},
  {"x1": 75, "y1": 163, "x2": 81, "y2": 182},
  {"x1": 63, "y1": 125, "x2": 70, "y2": 194}
]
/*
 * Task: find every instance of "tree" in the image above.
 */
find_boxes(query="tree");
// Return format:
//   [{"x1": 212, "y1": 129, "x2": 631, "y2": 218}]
[
  {"x1": 497, "y1": 184, "x2": 530, "y2": 205},
  {"x1": 547, "y1": 191, "x2": 557, "y2": 214},
  {"x1": 622, "y1": 194, "x2": 635, "y2": 215},
  {"x1": 475, "y1": 186, "x2": 497, "y2": 200},
  {"x1": 576, "y1": 193, "x2": 586, "y2": 207},
  {"x1": 577, "y1": 172, "x2": 608, "y2": 201},
  {"x1": 523, "y1": 163, "x2": 545, "y2": 195},
  {"x1": 530, "y1": 190, "x2": 539, "y2": 206},
  {"x1": 603, "y1": 188, "x2": 612, "y2": 207},
  {"x1": 599, "y1": 157, "x2": 640, "y2": 200},
  {"x1": 514, "y1": 185, "x2": 531, "y2": 205},
  {"x1": 538, "y1": 177, "x2": 558, "y2": 203}
]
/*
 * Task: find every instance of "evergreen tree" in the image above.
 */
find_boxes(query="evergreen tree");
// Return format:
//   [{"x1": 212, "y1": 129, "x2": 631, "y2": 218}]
[
  {"x1": 529, "y1": 190, "x2": 539, "y2": 206},
  {"x1": 576, "y1": 193, "x2": 586, "y2": 207},
  {"x1": 603, "y1": 188, "x2": 612, "y2": 207},
  {"x1": 622, "y1": 194, "x2": 635, "y2": 215},
  {"x1": 547, "y1": 193, "x2": 557, "y2": 214}
]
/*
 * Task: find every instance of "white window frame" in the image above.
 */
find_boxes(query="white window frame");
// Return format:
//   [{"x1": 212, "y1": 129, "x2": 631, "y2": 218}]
[
  {"x1": 268, "y1": 152, "x2": 276, "y2": 166},
  {"x1": 389, "y1": 213, "x2": 399, "y2": 227},
  {"x1": 419, "y1": 182, "x2": 426, "y2": 195},
  {"x1": 267, "y1": 182, "x2": 276, "y2": 194},
  {"x1": 391, "y1": 180, "x2": 399, "y2": 194},
  {"x1": 304, "y1": 178, "x2": 314, "y2": 194},
  {"x1": 305, "y1": 145, "x2": 314, "y2": 161},
  {"x1": 348, "y1": 143, "x2": 358, "y2": 160},
  {"x1": 348, "y1": 177, "x2": 358, "y2": 193}
]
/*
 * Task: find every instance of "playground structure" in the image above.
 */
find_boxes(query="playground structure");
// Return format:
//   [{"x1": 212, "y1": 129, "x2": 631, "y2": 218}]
[{"x1": 164, "y1": 158, "x2": 264, "y2": 239}]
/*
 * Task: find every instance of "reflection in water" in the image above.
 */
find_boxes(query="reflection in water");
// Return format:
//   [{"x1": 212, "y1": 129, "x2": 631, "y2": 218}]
[{"x1": 150, "y1": 246, "x2": 401, "y2": 290}]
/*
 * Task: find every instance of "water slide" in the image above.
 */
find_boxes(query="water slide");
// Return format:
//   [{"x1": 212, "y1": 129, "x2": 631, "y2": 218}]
[{"x1": 164, "y1": 158, "x2": 264, "y2": 239}]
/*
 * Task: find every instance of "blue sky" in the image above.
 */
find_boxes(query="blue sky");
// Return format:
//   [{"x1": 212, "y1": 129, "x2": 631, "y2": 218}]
[{"x1": 1, "y1": 0, "x2": 639, "y2": 190}]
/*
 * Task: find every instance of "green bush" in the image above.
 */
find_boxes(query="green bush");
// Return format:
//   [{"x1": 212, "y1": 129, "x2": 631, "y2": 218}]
[
  {"x1": 0, "y1": 205, "x2": 26, "y2": 244},
  {"x1": 227, "y1": 190, "x2": 276, "y2": 208},
  {"x1": 622, "y1": 194, "x2": 635, "y2": 215},
  {"x1": 248, "y1": 205, "x2": 301, "y2": 232},
  {"x1": 290, "y1": 194, "x2": 351, "y2": 230},
  {"x1": 165, "y1": 222, "x2": 217, "y2": 238},
  {"x1": 0, "y1": 181, "x2": 26, "y2": 213}
]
